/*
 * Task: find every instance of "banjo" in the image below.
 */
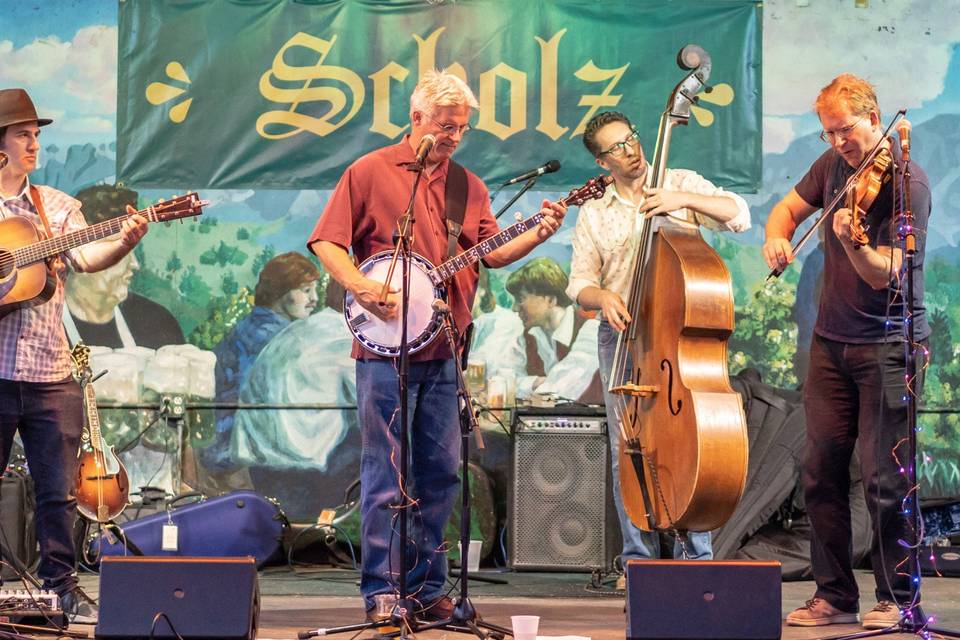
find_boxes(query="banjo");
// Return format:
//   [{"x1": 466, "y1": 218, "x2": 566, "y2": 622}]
[{"x1": 344, "y1": 175, "x2": 613, "y2": 357}]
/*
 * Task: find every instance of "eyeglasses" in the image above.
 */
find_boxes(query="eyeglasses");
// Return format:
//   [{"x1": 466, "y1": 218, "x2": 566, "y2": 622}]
[
  {"x1": 819, "y1": 117, "x2": 865, "y2": 143},
  {"x1": 428, "y1": 114, "x2": 472, "y2": 137},
  {"x1": 599, "y1": 129, "x2": 641, "y2": 158}
]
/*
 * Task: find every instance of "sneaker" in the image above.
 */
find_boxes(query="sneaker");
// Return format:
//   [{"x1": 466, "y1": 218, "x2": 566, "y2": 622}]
[
  {"x1": 786, "y1": 598, "x2": 859, "y2": 627},
  {"x1": 417, "y1": 595, "x2": 455, "y2": 621},
  {"x1": 862, "y1": 601, "x2": 902, "y2": 629},
  {"x1": 60, "y1": 587, "x2": 98, "y2": 625}
]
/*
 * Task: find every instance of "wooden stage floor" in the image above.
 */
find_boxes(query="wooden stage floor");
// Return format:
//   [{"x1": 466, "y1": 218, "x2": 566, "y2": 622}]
[{"x1": 64, "y1": 568, "x2": 960, "y2": 639}]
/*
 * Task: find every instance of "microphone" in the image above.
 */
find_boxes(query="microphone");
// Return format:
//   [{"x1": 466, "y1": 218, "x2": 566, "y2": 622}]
[
  {"x1": 501, "y1": 159, "x2": 561, "y2": 186},
  {"x1": 897, "y1": 118, "x2": 911, "y2": 162},
  {"x1": 414, "y1": 134, "x2": 436, "y2": 165},
  {"x1": 0, "y1": 151, "x2": 7, "y2": 170}
]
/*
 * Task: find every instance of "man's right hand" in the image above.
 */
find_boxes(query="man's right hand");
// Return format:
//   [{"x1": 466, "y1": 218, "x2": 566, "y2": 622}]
[
  {"x1": 599, "y1": 290, "x2": 632, "y2": 332},
  {"x1": 352, "y1": 277, "x2": 400, "y2": 321},
  {"x1": 763, "y1": 237, "x2": 795, "y2": 271}
]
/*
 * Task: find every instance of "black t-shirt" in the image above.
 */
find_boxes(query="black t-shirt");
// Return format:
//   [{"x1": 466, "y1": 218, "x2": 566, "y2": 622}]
[{"x1": 794, "y1": 146, "x2": 931, "y2": 343}]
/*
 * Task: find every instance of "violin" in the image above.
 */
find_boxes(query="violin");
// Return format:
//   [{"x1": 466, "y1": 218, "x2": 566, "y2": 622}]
[{"x1": 847, "y1": 145, "x2": 893, "y2": 249}]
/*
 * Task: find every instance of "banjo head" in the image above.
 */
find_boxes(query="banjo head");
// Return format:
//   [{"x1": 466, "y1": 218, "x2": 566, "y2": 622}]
[{"x1": 343, "y1": 251, "x2": 445, "y2": 357}]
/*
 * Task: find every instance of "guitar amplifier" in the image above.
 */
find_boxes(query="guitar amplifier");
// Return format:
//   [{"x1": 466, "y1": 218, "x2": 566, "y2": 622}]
[{"x1": 509, "y1": 406, "x2": 620, "y2": 571}]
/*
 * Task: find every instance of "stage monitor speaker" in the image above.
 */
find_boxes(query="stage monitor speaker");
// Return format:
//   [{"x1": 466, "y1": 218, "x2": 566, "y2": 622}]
[
  {"x1": 509, "y1": 408, "x2": 620, "y2": 571},
  {"x1": 95, "y1": 556, "x2": 259, "y2": 640},
  {"x1": 626, "y1": 560, "x2": 782, "y2": 640}
]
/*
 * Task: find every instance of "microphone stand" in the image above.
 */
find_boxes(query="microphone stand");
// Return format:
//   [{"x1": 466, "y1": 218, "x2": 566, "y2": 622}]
[
  {"x1": 493, "y1": 176, "x2": 538, "y2": 221},
  {"x1": 381, "y1": 301, "x2": 511, "y2": 640},
  {"x1": 297, "y1": 154, "x2": 429, "y2": 640}
]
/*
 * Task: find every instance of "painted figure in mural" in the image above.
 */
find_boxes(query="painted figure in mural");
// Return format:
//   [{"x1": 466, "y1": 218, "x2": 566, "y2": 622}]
[
  {"x1": 308, "y1": 69, "x2": 567, "y2": 621},
  {"x1": 203, "y1": 251, "x2": 320, "y2": 471},
  {"x1": 229, "y1": 279, "x2": 359, "y2": 520},
  {"x1": 466, "y1": 266, "x2": 525, "y2": 381},
  {"x1": 505, "y1": 256, "x2": 601, "y2": 403},
  {"x1": 64, "y1": 185, "x2": 185, "y2": 349},
  {"x1": 568, "y1": 111, "x2": 751, "y2": 569},
  {"x1": 0, "y1": 88, "x2": 148, "y2": 623},
  {"x1": 765, "y1": 75, "x2": 931, "y2": 629}
]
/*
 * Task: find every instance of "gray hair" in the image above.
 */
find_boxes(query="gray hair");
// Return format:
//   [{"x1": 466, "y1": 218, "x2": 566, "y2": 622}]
[{"x1": 410, "y1": 69, "x2": 479, "y2": 117}]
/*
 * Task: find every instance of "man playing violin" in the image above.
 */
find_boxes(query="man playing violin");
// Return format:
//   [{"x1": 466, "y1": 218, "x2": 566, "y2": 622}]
[
  {"x1": 308, "y1": 69, "x2": 566, "y2": 622},
  {"x1": 568, "y1": 111, "x2": 750, "y2": 573},
  {"x1": 0, "y1": 88, "x2": 148, "y2": 624},
  {"x1": 763, "y1": 74, "x2": 931, "y2": 629}
]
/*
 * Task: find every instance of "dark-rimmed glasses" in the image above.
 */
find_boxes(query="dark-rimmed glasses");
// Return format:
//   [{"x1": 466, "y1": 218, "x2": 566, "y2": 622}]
[{"x1": 599, "y1": 129, "x2": 641, "y2": 158}]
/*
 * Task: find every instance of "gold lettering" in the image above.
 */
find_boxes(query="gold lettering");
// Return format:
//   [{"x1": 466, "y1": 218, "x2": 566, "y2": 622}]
[
  {"x1": 413, "y1": 28, "x2": 467, "y2": 82},
  {"x1": 570, "y1": 60, "x2": 630, "y2": 138},
  {"x1": 369, "y1": 62, "x2": 410, "y2": 139},
  {"x1": 476, "y1": 63, "x2": 527, "y2": 141},
  {"x1": 534, "y1": 30, "x2": 568, "y2": 140},
  {"x1": 257, "y1": 32, "x2": 365, "y2": 139}
]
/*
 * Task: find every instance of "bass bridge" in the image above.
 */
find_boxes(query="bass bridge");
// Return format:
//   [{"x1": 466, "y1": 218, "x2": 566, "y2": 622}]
[{"x1": 610, "y1": 383, "x2": 660, "y2": 397}]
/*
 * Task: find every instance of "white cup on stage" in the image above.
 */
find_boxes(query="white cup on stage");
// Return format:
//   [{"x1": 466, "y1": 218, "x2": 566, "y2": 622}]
[
  {"x1": 457, "y1": 539, "x2": 482, "y2": 572},
  {"x1": 511, "y1": 615, "x2": 540, "y2": 640}
]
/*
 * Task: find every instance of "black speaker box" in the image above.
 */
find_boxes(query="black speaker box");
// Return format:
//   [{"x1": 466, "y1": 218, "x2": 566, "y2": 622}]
[
  {"x1": 626, "y1": 560, "x2": 782, "y2": 640},
  {"x1": 95, "y1": 556, "x2": 259, "y2": 640},
  {"x1": 920, "y1": 545, "x2": 960, "y2": 577},
  {"x1": 509, "y1": 409, "x2": 620, "y2": 571}
]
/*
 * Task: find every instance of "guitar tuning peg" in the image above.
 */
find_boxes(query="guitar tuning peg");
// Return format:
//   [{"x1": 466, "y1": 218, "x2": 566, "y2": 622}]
[{"x1": 514, "y1": 211, "x2": 523, "y2": 222}]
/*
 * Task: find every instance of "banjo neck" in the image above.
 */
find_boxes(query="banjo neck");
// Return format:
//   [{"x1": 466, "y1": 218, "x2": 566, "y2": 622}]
[
  {"x1": 428, "y1": 212, "x2": 546, "y2": 285},
  {"x1": 428, "y1": 175, "x2": 610, "y2": 286}
]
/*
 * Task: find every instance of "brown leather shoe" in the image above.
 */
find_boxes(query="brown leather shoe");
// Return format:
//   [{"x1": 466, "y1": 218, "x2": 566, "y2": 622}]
[
  {"x1": 418, "y1": 595, "x2": 455, "y2": 621},
  {"x1": 862, "y1": 601, "x2": 902, "y2": 629},
  {"x1": 786, "y1": 597, "x2": 859, "y2": 627}
]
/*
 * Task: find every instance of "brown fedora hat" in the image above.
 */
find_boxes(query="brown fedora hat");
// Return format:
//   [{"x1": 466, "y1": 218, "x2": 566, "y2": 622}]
[{"x1": 0, "y1": 88, "x2": 53, "y2": 128}]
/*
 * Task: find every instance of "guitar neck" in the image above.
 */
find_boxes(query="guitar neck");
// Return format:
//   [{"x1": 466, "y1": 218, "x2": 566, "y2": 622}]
[{"x1": 14, "y1": 213, "x2": 145, "y2": 267}]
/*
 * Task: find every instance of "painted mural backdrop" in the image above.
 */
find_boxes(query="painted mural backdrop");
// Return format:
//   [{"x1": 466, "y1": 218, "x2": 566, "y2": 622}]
[{"x1": 2, "y1": 0, "x2": 959, "y2": 522}]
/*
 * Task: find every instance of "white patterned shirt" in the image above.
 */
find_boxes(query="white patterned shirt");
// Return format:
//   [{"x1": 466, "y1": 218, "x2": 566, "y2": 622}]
[
  {"x1": 567, "y1": 168, "x2": 750, "y2": 314},
  {"x1": 0, "y1": 179, "x2": 87, "y2": 382}
]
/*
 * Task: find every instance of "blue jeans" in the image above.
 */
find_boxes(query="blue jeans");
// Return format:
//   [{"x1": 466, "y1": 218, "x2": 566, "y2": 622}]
[
  {"x1": 803, "y1": 335, "x2": 924, "y2": 612},
  {"x1": 597, "y1": 321, "x2": 712, "y2": 561},
  {"x1": 0, "y1": 377, "x2": 83, "y2": 594},
  {"x1": 356, "y1": 359, "x2": 461, "y2": 610}
]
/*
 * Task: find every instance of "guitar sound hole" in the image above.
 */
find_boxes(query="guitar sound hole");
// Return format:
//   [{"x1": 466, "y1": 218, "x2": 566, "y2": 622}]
[{"x1": 0, "y1": 250, "x2": 13, "y2": 279}]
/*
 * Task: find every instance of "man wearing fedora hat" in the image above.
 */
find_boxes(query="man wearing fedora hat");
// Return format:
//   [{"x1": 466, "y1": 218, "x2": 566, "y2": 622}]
[{"x1": 0, "y1": 88, "x2": 149, "y2": 625}]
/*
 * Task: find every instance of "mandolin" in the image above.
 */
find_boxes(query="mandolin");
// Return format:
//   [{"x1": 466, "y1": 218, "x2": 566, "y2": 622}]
[
  {"x1": 0, "y1": 193, "x2": 207, "y2": 318},
  {"x1": 71, "y1": 343, "x2": 131, "y2": 523}
]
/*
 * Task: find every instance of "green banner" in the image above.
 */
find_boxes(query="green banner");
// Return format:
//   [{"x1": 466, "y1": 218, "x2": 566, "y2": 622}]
[{"x1": 117, "y1": 0, "x2": 761, "y2": 191}]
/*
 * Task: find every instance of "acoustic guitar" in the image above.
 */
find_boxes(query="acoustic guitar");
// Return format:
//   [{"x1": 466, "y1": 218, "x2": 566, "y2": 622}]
[
  {"x1": 0, "y1": 193, "x2": 206, "y2": 318},
  {"x1": 71, "y1": 343, "x2": 131, "y2": 523}
]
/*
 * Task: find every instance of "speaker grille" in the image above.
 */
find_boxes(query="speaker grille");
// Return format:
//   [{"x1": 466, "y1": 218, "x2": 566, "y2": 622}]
[{"x1": 510, "y1": 425, "x2": 616, "y2": 570}]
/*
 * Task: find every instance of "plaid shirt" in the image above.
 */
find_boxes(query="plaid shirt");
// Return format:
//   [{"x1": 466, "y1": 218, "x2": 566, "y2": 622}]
[{"x1": 0, "y1": 179, "x2": 87, "y2": 382}]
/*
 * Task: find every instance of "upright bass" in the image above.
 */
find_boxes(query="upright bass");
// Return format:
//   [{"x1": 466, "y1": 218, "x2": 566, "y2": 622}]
[{"x1": 608, "y1": 45, "x2": 748, "y2": 535}]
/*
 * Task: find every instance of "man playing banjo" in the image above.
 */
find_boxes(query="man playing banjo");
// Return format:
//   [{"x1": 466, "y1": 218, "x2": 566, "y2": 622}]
[{"x1": 308, "y1": 69, "x2": 566, "y2": 621}]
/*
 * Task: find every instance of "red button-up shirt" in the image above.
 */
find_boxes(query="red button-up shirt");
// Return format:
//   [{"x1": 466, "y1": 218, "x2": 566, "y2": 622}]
[{"x1": 308, "y1": 137, "x2": 499, "y2": 361}]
